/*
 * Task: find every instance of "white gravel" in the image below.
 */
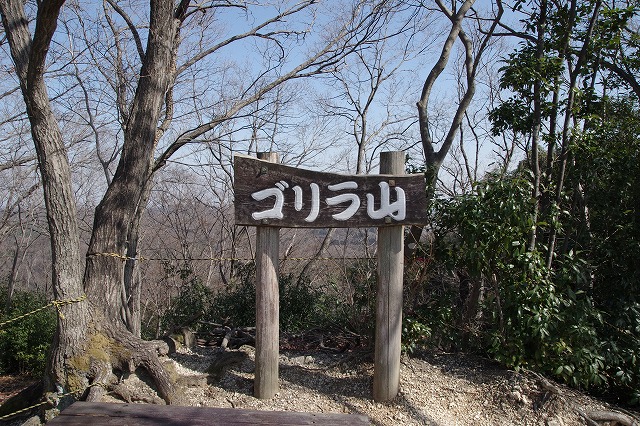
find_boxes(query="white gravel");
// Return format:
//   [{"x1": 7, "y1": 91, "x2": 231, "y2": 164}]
[{"x1": 109, "y1": 344, "x2": 632, "y2": 426}]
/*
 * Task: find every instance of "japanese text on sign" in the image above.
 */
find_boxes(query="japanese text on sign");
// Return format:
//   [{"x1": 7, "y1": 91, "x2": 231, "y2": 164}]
[
  {"x1": 234, "y1": 154, "x2": 427, "y2": 228},
  {"x1": 251, "y1": 180, "x2": 406, "y2": 223}
]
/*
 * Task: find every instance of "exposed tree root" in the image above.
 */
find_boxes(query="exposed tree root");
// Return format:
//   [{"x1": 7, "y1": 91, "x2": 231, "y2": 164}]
[
  {"x1": 580, "y1": 409, "x2": 640, "y2": 426},
  {"x1": 11, "y1": 310, "x2": 179, "y2": 417},
  {"x1": 101, "y1": 326, "x2": 176, "y2": 404},
  {"x1": 85, "y1": 359, "x2": 113, "y2": 402},
  {"x1": 66, "y1": 324, "x2": 176, "y2": 405},
  {"x1": 534, "y1": 371, "x2": 639, "y2": 426}
]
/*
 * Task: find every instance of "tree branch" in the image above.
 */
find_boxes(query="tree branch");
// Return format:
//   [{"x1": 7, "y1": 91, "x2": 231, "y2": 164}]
[{"x1": 104, "y1": 0, "x2": 145, "y2": 61}]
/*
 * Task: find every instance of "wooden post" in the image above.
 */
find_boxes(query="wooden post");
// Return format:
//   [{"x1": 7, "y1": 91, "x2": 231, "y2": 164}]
[
  {"x1": 254, "y1": 152, "x2": 280, "y2": 399},
  {"x1": 373, "y1": 151, "x2": 405, "y2": 401}
]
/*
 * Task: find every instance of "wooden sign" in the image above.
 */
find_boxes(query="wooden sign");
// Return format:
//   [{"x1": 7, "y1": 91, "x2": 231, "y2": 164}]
[{"x1": 234, "y1": 154, "x2": 427, "y2": 228}]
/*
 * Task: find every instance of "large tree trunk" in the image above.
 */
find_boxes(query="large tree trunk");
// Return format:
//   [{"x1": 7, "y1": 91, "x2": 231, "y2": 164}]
[
  {"x1": 0, "y1": 0, "x2": 90, "y2": 397},
  {"x1": 81, "y1": 0, "x2": 179, "y2": 403},
  {"x1": 85, "y1": 0, "x2": 176, "y2": 307},
  {"x1": 1, "y1": 0, "x2": 179, "y2": 406}
]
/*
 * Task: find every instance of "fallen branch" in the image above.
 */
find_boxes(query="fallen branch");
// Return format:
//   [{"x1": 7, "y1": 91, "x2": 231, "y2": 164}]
[{"x1": 196, "y1": 327, "x2": 255, "y2": 349}]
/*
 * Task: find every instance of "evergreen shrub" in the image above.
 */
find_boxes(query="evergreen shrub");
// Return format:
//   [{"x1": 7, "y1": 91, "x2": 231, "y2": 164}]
[{"x1": 0, "y1": 289, "x2": 56, "y2": 376}]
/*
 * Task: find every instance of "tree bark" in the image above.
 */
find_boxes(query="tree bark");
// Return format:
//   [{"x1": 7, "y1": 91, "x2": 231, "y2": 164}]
[
  {"x1": 0, "y1": 0, "x2": 90, "y2": 395},
  {"x1": 408, "y1": 0, "x2": 502, "y2": 261},
  {"x1": 81, "y1": 0, "x2": 179, "y2": 402},
  {"x1": 1, "y1": 0, "x2": 179, "y2": 404},
  {"x1": 84, "y1": 0, "x2": 176, "y2": 319}
]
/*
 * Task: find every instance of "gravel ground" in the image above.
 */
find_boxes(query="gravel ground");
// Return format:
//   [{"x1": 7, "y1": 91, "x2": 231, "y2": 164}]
[{"x1": 101, "y1": 344, "x2": 638, "y2": 426}]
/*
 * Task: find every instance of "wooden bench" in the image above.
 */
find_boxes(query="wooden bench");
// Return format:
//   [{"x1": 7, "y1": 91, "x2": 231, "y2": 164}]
[{"x1": 47, "y1": 401, "x2": 370, "y2": 425}]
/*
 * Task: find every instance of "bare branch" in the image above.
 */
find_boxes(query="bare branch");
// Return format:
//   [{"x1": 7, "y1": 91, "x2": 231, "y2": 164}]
[
  {"x1": 104, "y1": 0, "x2": 145, "y2": 61},
  {"x1": 155, "y1": 0, "x2": 393, "y2": 171},
  {"x1": 176, "y1": 1, "x2": 315, "y2": 76},
  {"x1": 0, "y1": 155, "x2": 37, "y2": 172},
  {"x1": 417, "y1": 0, "x2": 475, "y2": 170},
  {"x1": 417, "y1": 0, "x2": 502, "y2": 191}
]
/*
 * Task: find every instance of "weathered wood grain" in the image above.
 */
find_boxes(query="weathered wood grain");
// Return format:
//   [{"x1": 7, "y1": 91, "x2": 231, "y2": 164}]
[
  {"x1": 234, "y1": 154, "x2": 427, "y2": 228},
  {"x1": 47, "y1": 402, "x2": 370, "y2": 425},
  {"x1": 373, "y1": 151, "x2": 404, "y2": 402},
  {"x1": 254, "y1": 152, "x2": 280, "y2": 400}
]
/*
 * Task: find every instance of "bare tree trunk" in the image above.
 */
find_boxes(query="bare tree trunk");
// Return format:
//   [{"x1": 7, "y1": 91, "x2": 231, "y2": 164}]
[
  {"x1": 408, "y1": 0, "x2": 502, "y2": 261},
  {"x1": 2, "y1": 0, "x2": 180, "y2": 404},
  {"x1": 4, "y1": 236, "x2": 21, "y2": 313},
  {"x1": 0, "y1": 0, "x2": 90, "y2": 396},
  {"x1": 122, "y1": 182, "x2": 153, "y2": 337},
  {"x1": 545, "y1": 1, "x2": 602, "y2": 269},
  {"x1": 81, "y1": 0, "x2": 179, "y2": 403},
  {"x1": 418, "y1": 0, "x2": 477, "y2": 188}
]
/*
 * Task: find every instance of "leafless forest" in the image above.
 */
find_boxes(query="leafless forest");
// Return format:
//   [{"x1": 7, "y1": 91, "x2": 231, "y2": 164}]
[{"x1": 1, "y1": 0, "x2": 639, "y2": 414}]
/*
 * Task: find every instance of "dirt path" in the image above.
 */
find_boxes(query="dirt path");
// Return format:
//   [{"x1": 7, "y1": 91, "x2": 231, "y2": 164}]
[
  {"x1": 110, "y1": 344, "x2": 637, "y2": 426},
  {"x1": 0, "y1": 376, "x2": 38, "y2": 406},
  {"x1": 3, "y1": 345, "x2": 638, "y2": 425}
]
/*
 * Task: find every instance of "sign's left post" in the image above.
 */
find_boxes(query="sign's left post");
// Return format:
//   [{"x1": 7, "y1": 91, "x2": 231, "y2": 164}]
[{"x1": 254, "y1": 152, "x2": 280, "y2": 399}]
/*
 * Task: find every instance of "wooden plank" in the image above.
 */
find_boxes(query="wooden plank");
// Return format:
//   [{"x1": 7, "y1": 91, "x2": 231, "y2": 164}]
[
  {"x1": 254, "y1": 152, "x2": 280, "y2": 399},
  {"x1": 234, "y1": 154, "x2": 427, "y2": 228},
  {"x1": 373, "y1": 151, "x2": 404, "y2": 402},
  {"x1": 48, "y1": 402, "x2": 370, "y2": 425}
]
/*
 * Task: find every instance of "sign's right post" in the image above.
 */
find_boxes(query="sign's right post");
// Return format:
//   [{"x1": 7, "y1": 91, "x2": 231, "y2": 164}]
[{"x1": 373, "y1": 151, "x2": 405, "y2": 402}]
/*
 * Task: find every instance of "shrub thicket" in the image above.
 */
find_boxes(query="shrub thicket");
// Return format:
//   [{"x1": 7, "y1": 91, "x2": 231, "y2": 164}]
[
  {"x1": 207, "y1": 264, "x2": 342, "y2": 332},
  {"x1": 0, "y1": 289, "x2": 56, "y2": 376},
  {"x1": 402, "y1": 167, "x2": 639, "y2": 406}
]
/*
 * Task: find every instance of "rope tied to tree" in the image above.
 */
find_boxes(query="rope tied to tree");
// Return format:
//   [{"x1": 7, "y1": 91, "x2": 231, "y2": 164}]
[
  {"x1": 0, "y1": 294, "x2": 87, "y2": 328},
  {"x1": 50, "y1": 294, "x2": 87, "y2": 320},
  {"x1": 0, "y1": 381, "x2": 106, "y2": 421},
  {"x1": 86, "y1": 252, "x2": 368, "y2": 262}
]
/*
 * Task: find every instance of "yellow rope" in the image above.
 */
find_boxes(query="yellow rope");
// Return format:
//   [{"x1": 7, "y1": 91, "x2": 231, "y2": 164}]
[
  {"x1": 86, "y1": 252, "x2": 368, "y2": 262},
  {"x1": 0, "y1": 399, "x2": 50, "y2": 421},
  {"x1": 0, "y1": 294, "x2": 87, "y2": 328},
  {"x1": 87, "y1": 252, "x2": 251, "y2": 262},
  {"x1": 0, "y1": 382, "x2": 106, "y2": 421},
  {"x1": 50, "y1": 294, "x2": 87, "y2": 320}
]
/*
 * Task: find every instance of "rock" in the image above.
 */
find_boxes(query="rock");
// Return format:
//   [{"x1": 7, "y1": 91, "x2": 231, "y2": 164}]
[
  {"x1": 206, "y1": 351, "x2": 249, "y2": 383},
  {"x1": 20, "y1": 415, "x2": 42, "y2": 426},
  {"x1": 545, "y1": 417, "x2": 565, "y2": 426},
  {"x1": 161, "y1": 336, "x2": 178, "y2": 355}
]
